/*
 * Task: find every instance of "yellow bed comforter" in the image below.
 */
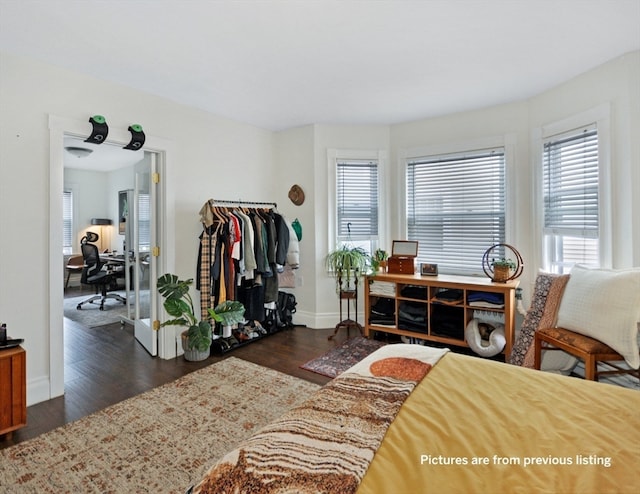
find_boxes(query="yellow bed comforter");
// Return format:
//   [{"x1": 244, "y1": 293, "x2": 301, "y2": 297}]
[{"x1": 358, "y1": 352, "x2": 640, "y2": 494}]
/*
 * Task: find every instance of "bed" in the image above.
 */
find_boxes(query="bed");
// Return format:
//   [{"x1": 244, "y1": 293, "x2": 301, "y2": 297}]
[{"x1": 188, "y1": 343, "x2": 640, "y2": 494}]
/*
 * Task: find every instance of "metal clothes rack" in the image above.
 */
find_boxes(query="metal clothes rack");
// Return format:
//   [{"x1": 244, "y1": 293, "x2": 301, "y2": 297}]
[{"x1": 207, "y1": 198, "x2": 277, "y2": 209}]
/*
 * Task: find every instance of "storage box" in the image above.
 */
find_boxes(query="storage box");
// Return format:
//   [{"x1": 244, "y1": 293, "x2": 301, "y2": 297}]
[{"x1": 387, "y1": 240, "x2": 418, "y2": 274}]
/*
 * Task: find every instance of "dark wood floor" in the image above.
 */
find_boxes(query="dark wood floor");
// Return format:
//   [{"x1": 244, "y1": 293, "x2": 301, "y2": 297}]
[{"x1": 1, "y1": 314, "x2": 348, "y2": 450}]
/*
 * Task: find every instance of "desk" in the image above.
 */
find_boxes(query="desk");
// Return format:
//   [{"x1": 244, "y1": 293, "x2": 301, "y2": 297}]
[{"x1": 100, "y1": 254, "x2": 128, "y2": 287}]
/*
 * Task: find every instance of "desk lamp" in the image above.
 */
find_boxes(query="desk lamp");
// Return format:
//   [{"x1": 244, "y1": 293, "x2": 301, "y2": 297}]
[{"x1": 91, "y1": 218, "x2": 113, "y2": 252}]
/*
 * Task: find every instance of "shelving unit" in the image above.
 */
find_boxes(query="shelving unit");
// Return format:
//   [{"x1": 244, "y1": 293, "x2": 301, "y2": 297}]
[{"x1": 364, "y1": 273, "x2": 519, "y2": 359}]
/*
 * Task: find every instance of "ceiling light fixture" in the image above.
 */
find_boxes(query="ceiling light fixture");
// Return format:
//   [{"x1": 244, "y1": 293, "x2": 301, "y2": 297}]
[{"x1": 65, "y1": 146, "x2": 94, "y2": 158}]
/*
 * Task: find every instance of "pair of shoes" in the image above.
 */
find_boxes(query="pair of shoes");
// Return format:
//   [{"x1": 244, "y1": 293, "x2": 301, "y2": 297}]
[{"x1": 251, "y1": 320, "x2": 268, "y2": 335}]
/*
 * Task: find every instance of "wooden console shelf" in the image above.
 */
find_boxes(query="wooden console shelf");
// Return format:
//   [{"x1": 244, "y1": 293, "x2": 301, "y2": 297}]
[
  {"x1": 0, "y1": 346, "x2": 27, "y2": 438},
  {"x1": 364, "y1": 273, "x2": 519, "y2": 359}
]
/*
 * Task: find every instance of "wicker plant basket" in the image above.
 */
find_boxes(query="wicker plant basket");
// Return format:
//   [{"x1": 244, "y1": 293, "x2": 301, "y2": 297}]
[{"x1": 492, "y1": 265, "x2": 511, "y2": 283}]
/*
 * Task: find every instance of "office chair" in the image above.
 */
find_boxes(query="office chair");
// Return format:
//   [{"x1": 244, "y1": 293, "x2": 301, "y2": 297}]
[{"x1": 77, "y1": 232, "x2": 126, "y2": 311}]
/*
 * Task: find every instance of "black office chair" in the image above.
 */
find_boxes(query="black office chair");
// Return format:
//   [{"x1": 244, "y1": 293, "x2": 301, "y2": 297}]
[{"x1": 77, "y1": 232, "x2": 126, "y2": 311}]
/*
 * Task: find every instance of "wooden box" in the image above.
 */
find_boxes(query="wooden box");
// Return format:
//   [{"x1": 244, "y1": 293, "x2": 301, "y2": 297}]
[{"x1": 387, "y1": 240, "x2": 418, "y2": 275}]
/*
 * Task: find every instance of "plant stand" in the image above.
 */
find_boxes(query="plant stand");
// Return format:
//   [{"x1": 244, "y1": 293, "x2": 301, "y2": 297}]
[{"x1": 328, "y1": 275, "x2": 363, "y2": 341}]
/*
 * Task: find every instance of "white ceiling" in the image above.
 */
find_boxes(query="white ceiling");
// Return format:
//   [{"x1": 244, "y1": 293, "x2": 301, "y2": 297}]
[{"x1": 1, "y1": 0, "x2": 639, "y2": 133}]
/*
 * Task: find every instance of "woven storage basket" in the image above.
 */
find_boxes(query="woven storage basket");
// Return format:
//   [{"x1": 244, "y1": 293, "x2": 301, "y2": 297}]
[{"x1": 493, "y1": 265, "x2": 511, "y2": 283}]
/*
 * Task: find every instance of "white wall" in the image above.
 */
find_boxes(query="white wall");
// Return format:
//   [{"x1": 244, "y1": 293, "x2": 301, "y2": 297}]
[
  {"x1": 273, "y1": 125, "x2": 315, "y2": 326},
  {"x1": 64, "y1": 165, "x2": 138, "y2": 256},
  {"x1": 64, "y1": 168, "x2": 113, "y2": 254},
  {"x1": 0, "y1": 52, "x2": 275, "y2": 405}
]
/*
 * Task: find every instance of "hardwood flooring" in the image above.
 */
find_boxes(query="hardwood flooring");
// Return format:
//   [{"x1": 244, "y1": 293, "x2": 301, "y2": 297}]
[{"x1": 1, "y1": 316, "x2": 348, "y2": 450}]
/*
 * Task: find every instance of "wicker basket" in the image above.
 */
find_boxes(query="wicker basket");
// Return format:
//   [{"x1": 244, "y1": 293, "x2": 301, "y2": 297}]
[{"x1": 492, "y1": 265, "x2": 511, "y2": 283}]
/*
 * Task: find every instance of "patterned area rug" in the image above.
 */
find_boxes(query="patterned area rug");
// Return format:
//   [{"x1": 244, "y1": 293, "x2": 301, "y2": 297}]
[
  {"x1": 63, "y1": 290, "x2": 150, "y2": 328},
  {"x1": 63, "y1": 291, "x2": 130, "y2": 327},
  {"x1": 0, "y1": 357, "x2": 320, "y2": 493},
  {"x1": 300, "y1": 336, "x2": 387, "y2": 378}
]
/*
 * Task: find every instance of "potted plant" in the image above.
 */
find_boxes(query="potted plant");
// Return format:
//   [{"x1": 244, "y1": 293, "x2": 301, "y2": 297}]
[
  {"x1": 157, "y1": 274, "x2": 211, "y2": 361},
  {"x1": 325, "y1": 245, "x2": 369, "y2": 292},
  {"x1": 210, "y1": 300, "x2": 245, "y2": 338},
  {"x1": 157, "y1": 274, "x2": 245, "y2": 361},
  {"x1": 490, "y1": 258, "x2": 516, "y2": 283},
  {"x1": 371, "y1": 248, "x2": 389, "y2": 273}
]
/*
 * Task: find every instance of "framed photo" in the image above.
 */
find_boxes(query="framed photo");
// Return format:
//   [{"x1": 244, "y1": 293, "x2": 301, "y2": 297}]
[{"x1": 420, "y1": 263, "x2": 438, "y2": 276}]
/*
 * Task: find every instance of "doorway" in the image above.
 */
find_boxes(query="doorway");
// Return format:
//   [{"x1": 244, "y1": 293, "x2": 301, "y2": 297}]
[
  {"x1": 49, "y1": 115, "x2": 174, "y2": 400},
  {"x1": 63, "y1": 136, "x2": 158, "y2": 355}
]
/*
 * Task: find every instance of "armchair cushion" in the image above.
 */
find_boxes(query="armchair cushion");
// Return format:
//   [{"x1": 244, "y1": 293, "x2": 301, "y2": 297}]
[{"x1": 556, "y1": 265, "x2": 640, "y2": 369}]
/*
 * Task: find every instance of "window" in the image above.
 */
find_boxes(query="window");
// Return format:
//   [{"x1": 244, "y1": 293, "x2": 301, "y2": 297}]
[
  {"x1": 335, "y1": 158, "x2": 379, "y2": 254},
  {"x1": 406, "y1": 148, "x2": 506, "y2": 275},
  {"x1": 63, "y1": 189, "x2": 73, "y2": 255},
  {"x1": 543, "y1": 124, "x2": 599, "y2": 273}
]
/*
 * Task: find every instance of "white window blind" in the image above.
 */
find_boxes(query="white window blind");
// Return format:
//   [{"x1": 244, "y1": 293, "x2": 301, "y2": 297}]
[
  {"x1": 406, "y1": 148, "x2": 505, "y2": 275},
  {"x1": 63, "y1": 189, "x2": 73, "y2": 255},
  {"x1": 336, "y1": 159, "x2": 379, "y2": 242},
  {"x1": 543, "y1": 124, "x2": 599, "y2": 271},
  {"x1": 138, "y1": 193, "x2": 151, "y2": 250}
]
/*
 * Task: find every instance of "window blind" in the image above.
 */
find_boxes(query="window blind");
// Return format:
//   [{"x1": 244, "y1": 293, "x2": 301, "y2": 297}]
[
  {"x1": 406, "y1": 148, "x2": 505, "y2": 274},
  {"x1": 543, "y1": 125, "x2": 598, "y2": 238},
  {"x1": 138, "y1": 193, "x2": 151, "y2": 249},
  {"x1": 63, "y1": 190, "x2": 73, "y2": 254},
  {"x1": 336, "y1": 160, "x2": 378, "y2": 240}
]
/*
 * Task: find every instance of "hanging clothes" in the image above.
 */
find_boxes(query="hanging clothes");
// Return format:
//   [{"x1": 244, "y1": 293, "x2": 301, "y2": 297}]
[
  {"x1": 196, "y1": 223, "x2": 222, "y2": 320},
  {"x1": 196, "y1": 199, "x2": 295, "y2": 323}
]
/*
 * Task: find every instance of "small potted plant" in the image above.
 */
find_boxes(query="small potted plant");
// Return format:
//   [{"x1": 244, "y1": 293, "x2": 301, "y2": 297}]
[
  {"x1": 371, "y1": 248, "x2": 389, "y2": 273},
  {"x1": 210, "y1": 300, "x2": 246, "y2": 338},
  {"x1": 491, "y1": 258, "x2": 516, "y2": 283}
]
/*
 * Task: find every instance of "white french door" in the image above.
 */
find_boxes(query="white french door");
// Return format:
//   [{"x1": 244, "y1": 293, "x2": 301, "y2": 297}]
[{"x1": 132, "y1": 154, "x2": 158, "y2": 356}]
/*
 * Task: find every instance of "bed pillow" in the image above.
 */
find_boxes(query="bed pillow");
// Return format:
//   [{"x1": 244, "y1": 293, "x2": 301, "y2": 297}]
[{"x1": 556, "y1": 265, "x2": 640, "y2": 369}]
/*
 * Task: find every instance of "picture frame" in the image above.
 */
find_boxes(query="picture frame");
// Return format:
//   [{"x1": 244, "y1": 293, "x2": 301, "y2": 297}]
[
  {"x1": 391, "y1": 240, "x2": 419, "y2": 257},
  {"x1": 420, "y1": 263, "x2": 438, "y2": 276}
]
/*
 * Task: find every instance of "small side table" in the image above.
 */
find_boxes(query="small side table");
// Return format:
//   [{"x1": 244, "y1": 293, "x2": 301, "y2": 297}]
[
  {"x1": 0, "y1": 346, "x2": 27, "y2": 439},
  {"x1": 328, "y1": 287, "x2": 363, "y2": 341}
]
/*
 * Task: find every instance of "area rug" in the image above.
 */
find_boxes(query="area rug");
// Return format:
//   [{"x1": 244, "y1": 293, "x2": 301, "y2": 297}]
[
  {"x1": 63, "y1": 291, "x2": 130, "y2": 327},
  {"x1": 300, "y1": 336, "x2": 387, "y2": 378},
  {"x1": 0, "y1": 357, "x2": 320, "y2": 493}
]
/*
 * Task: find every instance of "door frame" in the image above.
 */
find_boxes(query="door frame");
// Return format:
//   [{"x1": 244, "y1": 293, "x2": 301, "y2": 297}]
[{"x1": 48, "y1": 115, "x2": 176, "y2": 399}]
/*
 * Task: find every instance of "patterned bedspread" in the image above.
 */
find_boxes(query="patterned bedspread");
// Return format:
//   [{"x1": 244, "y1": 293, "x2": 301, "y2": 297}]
[{"x1": 190, "y1": 344, "x2": 449, "y2": 494}]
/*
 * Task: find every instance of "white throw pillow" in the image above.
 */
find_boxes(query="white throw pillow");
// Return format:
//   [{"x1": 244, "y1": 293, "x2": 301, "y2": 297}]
[{"x1": 556, "y1": 265, "x2": 640, "y2": 369}]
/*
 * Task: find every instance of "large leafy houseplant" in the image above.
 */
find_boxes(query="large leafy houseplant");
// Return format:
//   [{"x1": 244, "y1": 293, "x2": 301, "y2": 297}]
[
  {"x1": 157, "y1": 274, "x2": 211, "y2": 358},
  {"x1": 324, "y1": 245, "x2": 369, "y2": 292},
  {"x1": 157, "y1": 274, "x2": 246, "y2": 360}
]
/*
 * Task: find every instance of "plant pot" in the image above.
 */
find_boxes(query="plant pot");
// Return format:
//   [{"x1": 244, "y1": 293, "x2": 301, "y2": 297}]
[
  {"x1": 181, "y1": 331, "x2": 209, "y2": 362},
  {"x1": 222, "y1": 325, "x2": 233, "y2": 338},
  {"x1": 379, "y1": 260, "x2": 388, "y2": 273},
  {"x1": 492, "y1": 265, "x2": 511, "y2": 283}
]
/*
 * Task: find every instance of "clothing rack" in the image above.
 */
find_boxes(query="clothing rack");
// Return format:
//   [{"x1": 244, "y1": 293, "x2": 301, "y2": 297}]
[
  {"x1": 207, "y1": 198, "x2": 277, "y2": 209},
  {"x1": 197, "y1": 197, "x2": 293, "y2": 354}
]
